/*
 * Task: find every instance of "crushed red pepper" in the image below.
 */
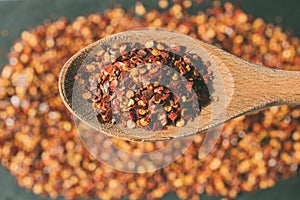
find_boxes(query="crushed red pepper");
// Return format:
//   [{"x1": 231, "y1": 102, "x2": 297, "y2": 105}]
[
  {"x1": 1, "y1": 1, "x2": 300, "y2": 200},
  {"x1": 77, "y1": 42, "x2": 213, "y2": 131}
]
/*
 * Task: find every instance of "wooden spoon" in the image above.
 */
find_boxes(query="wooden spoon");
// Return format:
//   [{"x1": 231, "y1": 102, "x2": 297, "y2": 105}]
[{"x1": 59, "y1": 28, "x2": 300, "y2": 141}]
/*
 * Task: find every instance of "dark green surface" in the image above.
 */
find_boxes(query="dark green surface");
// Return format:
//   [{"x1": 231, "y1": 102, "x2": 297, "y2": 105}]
[{"x1": 1, "y1": 0, "x2": 300, "y2": 199}]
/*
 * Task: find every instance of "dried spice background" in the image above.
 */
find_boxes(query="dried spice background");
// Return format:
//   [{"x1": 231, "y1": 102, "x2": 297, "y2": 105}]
[{"x1": 1, "y1": 1, "x2": 300, "y2": 200}]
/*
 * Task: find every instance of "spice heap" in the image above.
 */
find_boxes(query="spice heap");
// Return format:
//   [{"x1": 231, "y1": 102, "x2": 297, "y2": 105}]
[
  {"x1": 77, "y1": 42, "x2": 212, "y2": 131},
  {"x1": 1, "y1": 1, "x2": 300, "y2": 200}
]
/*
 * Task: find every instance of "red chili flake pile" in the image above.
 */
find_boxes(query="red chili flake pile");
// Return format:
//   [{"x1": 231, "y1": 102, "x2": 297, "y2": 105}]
[
  {"x1": 1, "y1": 1, "x2": 300, "y2": 200},
  {"x1": 77, "y1": 42, "x2": 212, "y2": 131}
]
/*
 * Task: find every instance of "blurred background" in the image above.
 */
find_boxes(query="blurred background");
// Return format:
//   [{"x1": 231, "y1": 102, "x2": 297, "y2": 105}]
[{"x1": 1, "y1": 0, "x2": 300, "y2": 199}]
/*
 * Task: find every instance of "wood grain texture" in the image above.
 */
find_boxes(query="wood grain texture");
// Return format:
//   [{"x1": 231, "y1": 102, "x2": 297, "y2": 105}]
[
  {"x1": 58, "y1": 29, "x2": 300, "y2": 141},
  {"x1": 199, "y1": 41, "x2": 300, "y2": 117}
]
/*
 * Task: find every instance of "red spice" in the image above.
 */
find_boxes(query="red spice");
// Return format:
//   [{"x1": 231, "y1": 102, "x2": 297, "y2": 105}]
[{"x1": 77, "y1": 43, "x2": 213, "y2": 131}]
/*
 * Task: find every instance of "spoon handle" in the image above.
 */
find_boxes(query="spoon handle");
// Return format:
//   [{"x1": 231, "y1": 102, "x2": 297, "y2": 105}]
[
  {"x1": 223, "y1": 57, "x2": 300, "y2": 111},
  {"x1": 267, "y1": 69, "x2": 300, "y2": 105},
  {"x1": 199, "y1": 41, "x2": 300, "y2": 123}
]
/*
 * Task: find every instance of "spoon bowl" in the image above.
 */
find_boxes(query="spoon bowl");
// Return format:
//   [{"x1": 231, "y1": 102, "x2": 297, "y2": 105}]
[{"x1": 59, "y1": 28, "x2": 300, "y2": 141}]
